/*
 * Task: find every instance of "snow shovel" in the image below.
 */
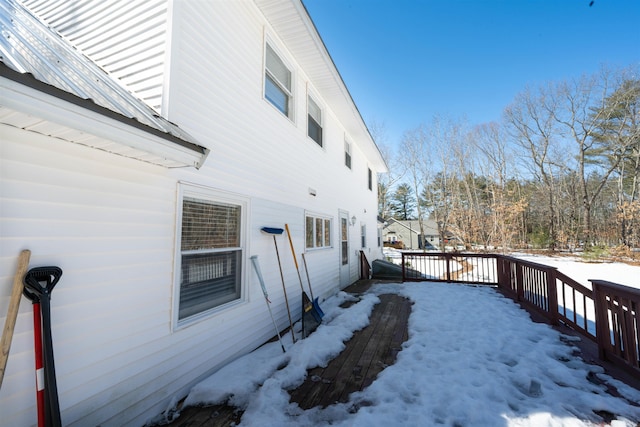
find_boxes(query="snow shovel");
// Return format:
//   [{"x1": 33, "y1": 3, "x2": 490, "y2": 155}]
[
  {"x1": 23, "y1": 266, "x2": 63, "y2": 427},
  {"x1": 0, "y1": 249, "x2": 30, "y2": 388},
  {"x1": 261, "y1": 227, "x2": 296, "y2": 344},
  {"x1": 250, "y1": 256, "x2": 286, "y2": 353},
  {"x1": 301, "y1": 253, "x2": 325, "y2": 319},
  {"x1": 284, "y1": 224, "x2": 322, "y2": 337}
]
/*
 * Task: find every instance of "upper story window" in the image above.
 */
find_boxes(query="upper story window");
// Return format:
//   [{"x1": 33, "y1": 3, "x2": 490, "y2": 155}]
[
  {"x1": 307, "y1": 96, "x2": 323, "y2": 146},
  {"x1": 344, "y1": 140, "x2": 352, "y2": 169},
  {"x1": 368, "y1": 168, "x2": 373, "y2": 190},
  {"x1": 265, "y1": 44, "x2": 293, "y2": 118}
]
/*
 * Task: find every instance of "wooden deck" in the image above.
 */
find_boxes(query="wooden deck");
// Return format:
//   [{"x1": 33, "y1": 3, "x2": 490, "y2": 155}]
[{"x1": 162, "y1": 281, "x2": 411, "y2": 427}]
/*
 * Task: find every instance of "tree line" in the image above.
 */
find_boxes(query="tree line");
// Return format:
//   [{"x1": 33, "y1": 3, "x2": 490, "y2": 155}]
[{"x1": 375, "y1": 65, "x2": 640, "y2": 253}]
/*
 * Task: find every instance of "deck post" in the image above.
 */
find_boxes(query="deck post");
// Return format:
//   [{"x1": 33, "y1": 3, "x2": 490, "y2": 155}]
[
  {"x1": 591, "y1": 281, "x2": 608, "y2": 361},
  {"x1": 546, "y1": 267, "x2": 559, "y2": 325},
  {"x1": 515, "y1": 261, "x2": 524, "y2": 302},
  {"x1": 445, "y1": 253, "x2": 451, "y2": 282}
]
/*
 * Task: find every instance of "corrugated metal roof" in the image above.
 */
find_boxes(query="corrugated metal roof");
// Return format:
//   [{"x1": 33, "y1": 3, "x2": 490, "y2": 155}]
[
  {"x1": 0, "y1": 0, "x2": 208, "y2": 167},
  {"x1": 20, "y1": 0, "x2": 169, "y2": 113}
]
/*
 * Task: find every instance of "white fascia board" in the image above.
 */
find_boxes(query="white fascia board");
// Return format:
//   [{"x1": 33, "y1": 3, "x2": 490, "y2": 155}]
[{"x1": 1, "y1": 76, "x2": 210, "y2": 169}]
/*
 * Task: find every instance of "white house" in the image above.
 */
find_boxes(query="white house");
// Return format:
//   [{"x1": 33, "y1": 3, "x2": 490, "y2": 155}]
[{"x1": 0, "y1": 0, "x2": 387, "y2": 425}]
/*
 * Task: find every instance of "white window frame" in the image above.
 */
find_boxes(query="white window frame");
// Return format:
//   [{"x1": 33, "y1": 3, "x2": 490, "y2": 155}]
[
  {"x1": 367, "y1": 167, "x2": 373, "y2": 190},
  {"x1": 307, "y1": 94, "x2": 323, "y2": 147},
  {"x1": 173, "y1": 183, "x2": 248, "y2": 329},
  {"x1": 305, "y1": 212, "x2": 333, "y2": 250},
  {"x1": 264, "y1": 41, "x2": 294, "y2": 120},
  {"x1": 361, "y1": 223, "x2": 367, "y2": 248}
]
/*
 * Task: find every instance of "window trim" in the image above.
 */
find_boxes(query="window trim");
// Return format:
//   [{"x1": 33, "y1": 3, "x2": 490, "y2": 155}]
[
  {"x1": 173, "y1": 183, "x2": 249, "y2": 330},
  {"x1": 367, "y1": 167, "x2": 373, "y2": 190},
  {"x1": 305, "y1": 211, "x2": 333, "y2": 250},
  {"x1": 264, "y1": 41, "x2": 294, "y2": 120}
]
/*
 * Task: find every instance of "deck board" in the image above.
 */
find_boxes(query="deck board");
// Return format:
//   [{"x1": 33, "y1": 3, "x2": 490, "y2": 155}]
[{"x1": 162, "y1": 281, "x2": 411, "y2": 426}]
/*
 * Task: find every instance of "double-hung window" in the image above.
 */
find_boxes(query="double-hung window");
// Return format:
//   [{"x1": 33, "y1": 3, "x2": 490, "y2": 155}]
[
  {"x1": 305, "y1": 214, "x2": 332, "y2": 249},
  {"x1": 307, "y1": 96, "x2": 323, "y2": 146},
  {"x1": 265, "y1": 44, "x2": 293, "y2": 118},
  {"x1": 176, "y1": 185, "x2": 245, "y2": 324},
  {"x1": 344, "y1": 141, "x2": 352, "y2": 169}
]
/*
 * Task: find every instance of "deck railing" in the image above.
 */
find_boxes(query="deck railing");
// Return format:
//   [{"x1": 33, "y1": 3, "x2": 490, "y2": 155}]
[
  {"x1": 359, "y1": 250, "x2": 372, "y2": 280},
  {"x1": 400, "y1": 252, "x2": 638, "y2": 378},
  {"x1": 591, "y1": 280, "x2": 639, "y2": 375}
]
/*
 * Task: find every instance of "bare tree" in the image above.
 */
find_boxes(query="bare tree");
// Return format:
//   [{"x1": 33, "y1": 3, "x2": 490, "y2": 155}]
[
  {"x1": 505, "y1": 84, "x2": 566, "y2": 250},
  {"x1": 551, "y1": 67, "x2": 639, "y2": 246},
  {"x1": 369, "y1": 120, "x2": 405, "y2": 218},
  {"x1": 471, "y1": 122, "x2": 525, "y2": 252},
  {"x1": 400, "y1": 124, "x2": 430, "y2": 248}
]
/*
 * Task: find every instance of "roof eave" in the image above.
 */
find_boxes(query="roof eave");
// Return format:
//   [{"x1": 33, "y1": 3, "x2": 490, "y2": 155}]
[{"x1": 1, "y1": 62, "x2": 210, "y2": 169}]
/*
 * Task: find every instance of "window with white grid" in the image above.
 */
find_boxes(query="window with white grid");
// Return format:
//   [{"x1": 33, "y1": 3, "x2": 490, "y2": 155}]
[{"x1": 305, "y1": 214, "x2": 332, "y2": 249}]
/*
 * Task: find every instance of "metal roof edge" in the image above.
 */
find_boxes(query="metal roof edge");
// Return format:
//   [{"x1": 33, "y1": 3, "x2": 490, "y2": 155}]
[{"x1": 0, "y1": 61, "x2": 209, "y2": 160}]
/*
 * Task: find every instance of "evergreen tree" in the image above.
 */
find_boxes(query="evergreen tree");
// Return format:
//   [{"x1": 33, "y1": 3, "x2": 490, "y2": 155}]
[{"x1": 389, "y1": 183, "x2": 416, "y2": 220}]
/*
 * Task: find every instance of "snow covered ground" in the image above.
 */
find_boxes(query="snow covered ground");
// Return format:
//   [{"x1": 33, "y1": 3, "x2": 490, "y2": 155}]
[
  {"x1": 509, "y1": 253, "x2": 640, "y2": 291},
  {"x1": 168, "y1": 276, "x2": 640, "y2": 427}
]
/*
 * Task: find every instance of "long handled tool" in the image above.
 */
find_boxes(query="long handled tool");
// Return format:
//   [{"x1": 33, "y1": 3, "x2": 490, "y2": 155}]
[
  {"x1": 24, "y1": 266, "x2": 63, "y2": 427},
  {"x1": 23, "y1": 283, "x2": 45, "y2": 427},
  {"x1": 250, "y1": 256, "x2": 286, "y2": 353},
  {"x1": 284, "y1": 224, "x2": 321, "y2": 337},
  {"x1": 301, "y1": 253, "x2": 324, "y2": 319},
  {"x1": 0, "y1": 249, "x2": 31, "y2": 388},
  {"x1": 261, "y1": 227, "x2": 296, "y2": 344}
]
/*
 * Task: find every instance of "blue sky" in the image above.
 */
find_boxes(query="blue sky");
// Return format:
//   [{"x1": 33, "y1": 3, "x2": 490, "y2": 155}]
[{"x1": 302, "y1": 0, "x2": 640, "y2": 147}]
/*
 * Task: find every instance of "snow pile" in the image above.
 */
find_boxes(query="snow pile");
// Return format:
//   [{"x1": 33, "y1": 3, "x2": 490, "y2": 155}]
[{"x1": 179, "y1": 282, "x2": 640, "y2": 427}]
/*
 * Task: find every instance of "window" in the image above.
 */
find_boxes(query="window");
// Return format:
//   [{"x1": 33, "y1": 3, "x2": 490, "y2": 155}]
[
  {"x1": 344, "y1": 141, "x2": 351, "y2": 169},
  {"x1": 367, "y1": 168, "x2": 372, "y2": 190},
  {"x1": 307, "y1": 96, "x2": 322, "y2": 146},
  {"x1": 361, "y1": 223, "x2": 366, "y2": 248},
  {"x1": 176, "y1": 186, "x2": 245, "y2": 324},
  {"x1": 305, "y1": 214, "x2": 332, "y2": 249},
  {"x1": 265, "y1": 44, "x2": 292, "y2": 118}
]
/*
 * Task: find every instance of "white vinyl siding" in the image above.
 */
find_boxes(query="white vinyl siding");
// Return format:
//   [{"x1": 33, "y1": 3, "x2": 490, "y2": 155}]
[
  {"x1": 265, "y1": 43, "x2": 292, "y2": 118},
  {"x1": 1, "y1": 1, "x2": 386, "y2": 424},
  {"x1": 21, "y1": 0, "x2": 169, "y2": 113}
]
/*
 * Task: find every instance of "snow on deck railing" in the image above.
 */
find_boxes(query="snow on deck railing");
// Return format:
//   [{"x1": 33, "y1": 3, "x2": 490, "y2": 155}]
[{"x1": 400, "y1": 252, "x2": 640, "y2": 379}]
